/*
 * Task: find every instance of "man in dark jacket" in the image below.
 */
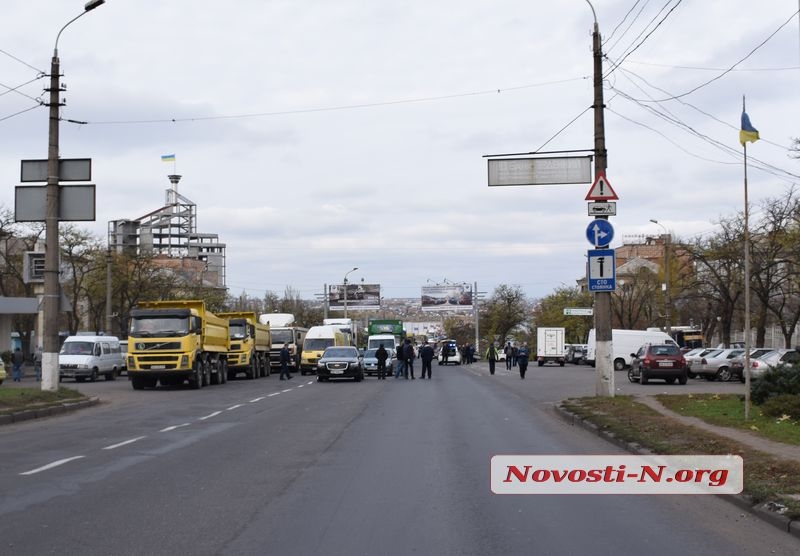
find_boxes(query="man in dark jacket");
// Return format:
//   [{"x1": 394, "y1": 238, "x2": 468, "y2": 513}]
[
  {"x1": 375, "y1": 344, "x2": 389, "y2": 380},
  {"x1": 419, "y1": 342, "x2": 434, "y2": 379},
  {"x1": 279, "y1": 343, "x2": 292, "y2": 380},
  {"x1": 403, "y1": 340, "x2": 416, "y2": 379}
]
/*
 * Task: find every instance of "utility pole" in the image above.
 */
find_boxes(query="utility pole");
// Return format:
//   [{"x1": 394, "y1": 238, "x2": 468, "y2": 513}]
[{"x1": 587, "y1": 1, "x2": 614, "y2": 397}]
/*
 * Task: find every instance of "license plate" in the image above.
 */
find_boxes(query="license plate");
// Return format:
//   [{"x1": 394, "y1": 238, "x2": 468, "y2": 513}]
[
  {"x1": 658, "y1": 361, "x2": 673, "y2": 367},
  {"x1": 151, "y1": 365, "x2": 166, "y2": 370},
  {"x1": 331, "y1": 369, "x2": 344, "y2": 375}
]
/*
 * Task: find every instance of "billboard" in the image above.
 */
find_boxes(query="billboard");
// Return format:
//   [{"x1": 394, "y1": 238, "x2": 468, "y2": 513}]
[
  {"x1": 328, "y1": 283, "x2": 381, "y2": 311},
  {"x1": 421, "y1": 284, "x2": 473, "y2": 312}
]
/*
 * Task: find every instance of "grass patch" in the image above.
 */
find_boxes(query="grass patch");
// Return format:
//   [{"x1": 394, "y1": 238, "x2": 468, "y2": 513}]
[
  {"x1": 561, "y1": 395, "x2": 800, "y2": 518},
  {"x1": 0, "y1": 387, "x2": 86, "y2": 415},
  {"x1": 657, "y1": 393, "x2": 800, "y2": 446}
]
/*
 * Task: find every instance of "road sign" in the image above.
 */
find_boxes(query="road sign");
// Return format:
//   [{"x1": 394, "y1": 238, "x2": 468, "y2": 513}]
[
  {"x1": 588, "y1": 248, "x2": 616, "y2": 292},
  {"x1": 585, "y1": 171, "x2": 618, "y2": 201},
  {"x1": 588, "y1": 201, "x2": 616, "y2": 216},
  {"x1": 564, "y1": 307, "x2": 594, "y2": 316},
  {"x1": 21, "y1": 158, "x2": 91, "y2": 182},
  {"x1": 487, "y1": 156, "x2": 592, "y2": 186},
  {"x1": 14, "y1": 184, "x2": 96, "y2": 221},
  {"x1": 586, "y1": 219, "x2": 614, "y2": 247}
]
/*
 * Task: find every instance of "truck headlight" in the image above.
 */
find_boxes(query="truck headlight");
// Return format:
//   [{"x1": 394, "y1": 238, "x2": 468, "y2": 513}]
[{"x1": 181, "y1": 355, "x2": 189, "y2": 367}]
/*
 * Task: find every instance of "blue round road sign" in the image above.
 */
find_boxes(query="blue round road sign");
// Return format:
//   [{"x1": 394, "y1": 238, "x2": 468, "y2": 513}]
[{"x1": 586, "y1": 219, "x2": 614, "y2": 247}]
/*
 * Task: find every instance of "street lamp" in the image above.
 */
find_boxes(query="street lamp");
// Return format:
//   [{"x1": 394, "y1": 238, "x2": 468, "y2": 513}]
[
  {"x1": 42, "y1": 0, "x2": 106, "y2": 391},
  {"x1": 649, "y1": 219, "x2": 671, "y2": 335},
  {"x1": 343, "y1": 267, "x2": 358, "y2": 319}
]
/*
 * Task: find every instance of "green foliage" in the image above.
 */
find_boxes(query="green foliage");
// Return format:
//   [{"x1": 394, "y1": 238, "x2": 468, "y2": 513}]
[
  {"x1": 760, "y1": 394, "x2": 800, "y2": 420},
  {"x1": 751, "y1": 364, "x2": 800, "y2": 405},
  {"x1": 532, "y1": 285, "x2": 593, "y2": 343}
]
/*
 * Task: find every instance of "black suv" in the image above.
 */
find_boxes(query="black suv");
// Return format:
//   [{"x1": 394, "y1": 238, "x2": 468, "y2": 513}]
[{"x1": 628, "y1": 343, "x2": 688, "y2": 385}]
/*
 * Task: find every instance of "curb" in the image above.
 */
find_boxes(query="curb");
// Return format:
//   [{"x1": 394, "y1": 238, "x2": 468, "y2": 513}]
[
  {"x1": 0, "y1": 397, "x2": 100, "y2": 426},
  {"x1": 552, "y1": 402, "x2": 800, "y2": 540}
]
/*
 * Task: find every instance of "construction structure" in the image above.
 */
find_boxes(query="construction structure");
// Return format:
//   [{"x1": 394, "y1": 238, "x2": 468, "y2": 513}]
[{"x1": 107, "y1": 174, "x2": 226, "y2": 289}]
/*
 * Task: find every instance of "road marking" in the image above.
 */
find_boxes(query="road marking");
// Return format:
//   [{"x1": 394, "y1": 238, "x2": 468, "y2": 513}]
[
  {"x1": 160, "y1": 423, "x2": 190, "y2": 432},
  {"x1": 250, "y1": 396, "x2": 266, "y2": 403},
  {"x1": 267, "y1": 392, "x2": 280, "y2": 397},
  {"x1": 199, "y1": 411, "x2": 222, "y2": 420},
  {"x1": 227, "y1": 404, "x2": 244, "y2": 411},
  {"x1": 103, "y1": 436, "x2": 147, "y2": 450},
  {"x1": 20, "y1": 456, "x2": 85, "y2": 476},
  {"x1": 281, "y1": 389, "x2": 292, "y2": 393}
]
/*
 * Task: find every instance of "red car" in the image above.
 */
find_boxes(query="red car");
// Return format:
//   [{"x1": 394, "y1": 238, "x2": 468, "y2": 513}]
[{"x1": 628, "y1": 343, "x2": 688, "y2": 385}]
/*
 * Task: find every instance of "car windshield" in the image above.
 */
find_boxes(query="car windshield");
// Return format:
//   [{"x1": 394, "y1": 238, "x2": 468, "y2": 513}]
[
  {"x1": 60, "y1": 341, "x2": 94, "y2": 355},
  {"x1": 364, "y1": 349, "x2": 378, "y2": 358},
  {"x1": 323, "y1": 347, "x2": 357, "y2": 358},
  {"x1": 649, "y1": 345, "x2": 680, "y2": 356}
]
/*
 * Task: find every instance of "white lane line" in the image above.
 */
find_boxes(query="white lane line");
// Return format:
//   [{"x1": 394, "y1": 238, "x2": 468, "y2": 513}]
[
  {"x1": 20, "y1": 456, "x2": 85, "y2": 476},
  {"x1": 227, "y1": 404, "x2": 244, "y2": 411},
  {"x1": 160, "y1": 423, "x2": 190, "y2": 432},
  {"x1": 267, "y1": 392, "x2": 280, "y2": 397},
  {"x1": 103, "y1": 436, "x2": 147, "y2": 450},
  {"x1": 281, "y1": 389, "x2": 292, "y2": 393},
  {"x1": 199, "y1": 411, "x2": 222, "y2": 421},
  {"x1": 249, "y1": 396, "x2": 266, "y2": 403}
]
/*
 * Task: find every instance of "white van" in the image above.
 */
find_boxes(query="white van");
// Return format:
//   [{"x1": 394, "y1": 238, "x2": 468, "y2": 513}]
[
  {"x1": 59, "y1": 335, "x2": 125, "y2": 382},
  {"x1": 586, "y1": 329, "x2": 677, "y2": 371}
]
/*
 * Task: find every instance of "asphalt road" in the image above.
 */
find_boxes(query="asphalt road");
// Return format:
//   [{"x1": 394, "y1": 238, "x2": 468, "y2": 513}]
[{"x1": 0, "y1": 364, "x2": 797, "y2": 555}]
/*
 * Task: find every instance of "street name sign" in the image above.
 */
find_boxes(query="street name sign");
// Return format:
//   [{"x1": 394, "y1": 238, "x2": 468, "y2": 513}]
[
  {"x1": 21, "y1": 158, "x2": 91, "y2": 182},
  {"x1": 564, "y1": 307, "x2": 594, "y2": 316},
  {"x1": 487, "y1": 156, "x2": 592, "y2": 186}
]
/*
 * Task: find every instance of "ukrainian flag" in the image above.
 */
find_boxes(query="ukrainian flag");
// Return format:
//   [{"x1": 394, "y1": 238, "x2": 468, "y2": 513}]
[
  {"x1": 739, "y1": 112, "x2": 759, "y2": 146},
  {"x1": 161, "y1": 154, "x2": 176, "y2": 162}
]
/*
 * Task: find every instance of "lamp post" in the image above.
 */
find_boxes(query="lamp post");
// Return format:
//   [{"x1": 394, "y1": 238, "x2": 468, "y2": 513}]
[
  {"x1": 649, "y1": 219, "x2": 671, "y2": 335},
  {"x1": 343, "y1": 267, "x2": 358, "y2": 319},
  {"x1": 42, "y1": 0, "x2": 106, "y2": 391}
]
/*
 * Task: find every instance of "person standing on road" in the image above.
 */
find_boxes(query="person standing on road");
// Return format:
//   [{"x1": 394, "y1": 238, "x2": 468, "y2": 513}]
[
  {"x1": 517, "y1": 343, "x2": 530, "y2": 379},
  {"x1": 376, "y1": 343, "x2": 389, "y2": 380},
  {"x1": 12, "y1": 347, "x2": 24, "y2": 382},
  {"x1": 394, "y1": 342, "x2": 406, "y2": 379},
  {"x1": 440, "y1": 343, "x2": 449, "y2": 365},
  {"x1": 404, "y1": 339, "x2": 416, "y2": 379},
  {"x1": 419, "y1": 342, "x2": 434, "y2": 379},
  {"x1": 279, "y1": 343, "x2": 292, "y2": 380},
  {"x1": 504, "y1": 342, "x2": 513, "y2": 370},
  {"x1": 485, "y1": 342, "x2": 499, "y2": 375},
  {"x1": 34, "y1": 346, "x2": 42, "y2": 382}
]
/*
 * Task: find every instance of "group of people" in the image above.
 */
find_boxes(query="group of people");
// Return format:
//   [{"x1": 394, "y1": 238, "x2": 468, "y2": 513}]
[
  {"x1": 10, "y1": 346, "x2": 42, "y2": 382},
  {"x1": 375, "y1": 338, "x2": 435, "y2": 380},
  {"x1": 485, "y1": 341, "x2": 531, "y2": 379}
]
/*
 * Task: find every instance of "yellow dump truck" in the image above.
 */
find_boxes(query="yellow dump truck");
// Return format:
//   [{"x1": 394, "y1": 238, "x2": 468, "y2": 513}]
[
  {"x1": 127, "y1": 300, "x2": 229, "y2": 390},
  {"x1": 218, "y1": 311, "x2": 271, "y2": 380}
]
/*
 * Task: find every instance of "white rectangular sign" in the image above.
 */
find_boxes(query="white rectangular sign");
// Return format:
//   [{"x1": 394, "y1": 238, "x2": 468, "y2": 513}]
[
  {"x1": 564, "y1": 307, "x2": 593, "y2": 316},
  {"x1": 487, "y1": 156, "x2": 592, "y2": 186},
  {"x1": 588, "y1": 202, "x2": 616, "y2": 216}
]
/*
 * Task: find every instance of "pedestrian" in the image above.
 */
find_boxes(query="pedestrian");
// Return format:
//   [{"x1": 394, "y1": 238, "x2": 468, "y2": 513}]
[
  {"x1": 512, "y1": 344, "x2": 519, "y2": 367},
  {"x1": 394, "y1": 342, "x2": 406, "y2": 378},
  {"x1": 279, "y1": 342, "x2": 292, "y2": 380},
  {"x1": 376, "y1": 343, "x2": 389, "y2": 380},
  {"x1": 485, "y1": 342, "x2": 499, "y2": 375},
  {"x1": 404, "y1": 339, "x2": 416, "y2": 379},
  {"x1": 440, "y1": 343, "x2": 449, "y2": 365},
  {"x1": 517, "y1": 342, "x2": 530, "y2": 379},
  {"x1": 419, "y1": 341, "x2": 434, "y2": 379},
  {"x1": 12, "y1": 347, "x2": 24, "y2": 382},
  {"x1": 504, "y1": 342, "x2": 513, "y2": 370},
  {"x1": 466, "y1": 343, "x2": 474, "y2": 364},
  {"x1": 34, "y1": 346, "x2": 42, "y2": 382}
]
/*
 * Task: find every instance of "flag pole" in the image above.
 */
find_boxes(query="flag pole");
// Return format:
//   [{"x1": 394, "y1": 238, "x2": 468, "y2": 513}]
[{"x1": 742, "y1": 95, "x2": 752, "y2": 420}]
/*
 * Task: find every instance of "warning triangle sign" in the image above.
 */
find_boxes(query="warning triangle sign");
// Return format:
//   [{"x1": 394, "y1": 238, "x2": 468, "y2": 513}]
[{"x1": 585, "y1": 172, "x2": 619, "y2": 201}]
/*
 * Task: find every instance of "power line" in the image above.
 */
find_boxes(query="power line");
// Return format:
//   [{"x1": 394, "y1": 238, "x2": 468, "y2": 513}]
[{"x1": 0, "y1": 47, "x2": 44, "y2": 74}]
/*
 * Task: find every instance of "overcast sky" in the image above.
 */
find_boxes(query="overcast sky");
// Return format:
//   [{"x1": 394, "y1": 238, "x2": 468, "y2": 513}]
[{"x1": 1, "y1": 1, "x2": 798, "y2": 302}]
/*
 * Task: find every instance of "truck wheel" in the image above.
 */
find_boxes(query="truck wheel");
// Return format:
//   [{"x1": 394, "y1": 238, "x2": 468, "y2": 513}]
[
  {"x1": 210, "y1": 360, "x2": 221, "y2": 385},
  {"x1": 264, "y1": 359, "x2": 271, "y2": 377},
  {"x1": 191, "y1": 360, "x2": 203, "y2": 389},
  {"x1": 220, "y1": 360, "x2": 228, "y2": 384}
]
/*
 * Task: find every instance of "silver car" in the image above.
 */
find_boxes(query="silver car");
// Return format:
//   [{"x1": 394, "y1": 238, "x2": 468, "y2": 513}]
[
  {"x1": 362, "y1": 348, "x2": 394, "y2": 377},
  {"x1": 691, "y1": 348, "x2": 745, "y2": 382},
  {"x1": 746, "y1": 349, "x2": 800, "y2": 378}
]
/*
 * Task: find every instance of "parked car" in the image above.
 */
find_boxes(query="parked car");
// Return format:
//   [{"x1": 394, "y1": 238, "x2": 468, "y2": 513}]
[
  {"x1": 683, "y1": 348, "x2": 720, "y2": 378},
  {"x1": 728, "y1": 348, "x2": 774, "y2": 382},
  {"x1": 691, "y1": 348, "x2": 745, "y2": 382},
  {"x1": 746, "y1": 349, "x2": 800, "y2": 379},
  {"x1": 362, "y1": 348, "x2": 394, "y2": 377},
  {"x1": 628, "y1": 343, "x2": 688, "y2": 385},
  {"x1": 316, "y1": 346, "x2": 364, "y2": 382},
  {"x1": 0, "y1": 358, "x2": 6, "y2": 384}
]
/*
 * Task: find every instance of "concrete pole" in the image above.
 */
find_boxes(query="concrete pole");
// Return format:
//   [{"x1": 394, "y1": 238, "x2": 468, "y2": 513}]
[
  {"x1": 105, "y1": 249, "x2": 113, "y2": 334},
  {"x1": 588, "y1": 6, "x2": 614, "y2": 397}
]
